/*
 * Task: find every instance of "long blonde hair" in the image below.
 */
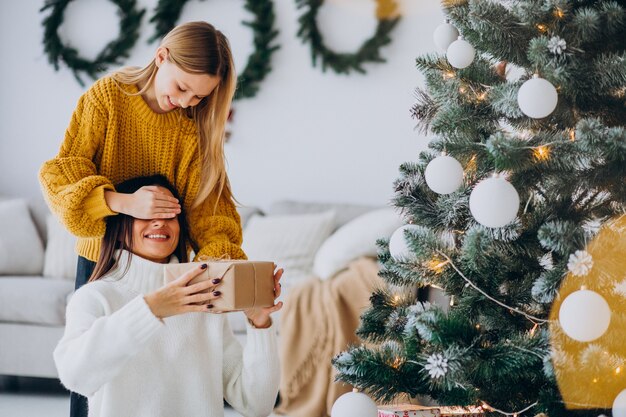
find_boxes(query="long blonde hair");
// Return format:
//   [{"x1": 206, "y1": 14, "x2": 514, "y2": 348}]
[{"x1": 111, "y1": 21, "x2": 236, "y2": 209}]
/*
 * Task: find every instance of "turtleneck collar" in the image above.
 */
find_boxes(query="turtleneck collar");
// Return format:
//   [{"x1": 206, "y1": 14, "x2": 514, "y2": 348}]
[{"x1": 104, "y1": 250, "x2": 179, "y2": 294}]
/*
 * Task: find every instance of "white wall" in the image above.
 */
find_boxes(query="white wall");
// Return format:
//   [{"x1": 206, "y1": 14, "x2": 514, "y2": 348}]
[{"x1": 0, "y1": 0, "x2": 442, "y2": 210}]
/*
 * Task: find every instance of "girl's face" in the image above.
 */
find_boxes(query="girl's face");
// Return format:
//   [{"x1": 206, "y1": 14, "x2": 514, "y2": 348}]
[
  {"x1": 151, "y1": 47, "x2": 221, "y2": 113},
  {"x1": 130, "y1": 187, "x2": 181, "y2": 263}
]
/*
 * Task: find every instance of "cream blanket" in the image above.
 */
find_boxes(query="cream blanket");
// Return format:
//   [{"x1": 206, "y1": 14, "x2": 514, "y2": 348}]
[{"x1": 274, "y1": 257, "x2": 382, "y2": 417}]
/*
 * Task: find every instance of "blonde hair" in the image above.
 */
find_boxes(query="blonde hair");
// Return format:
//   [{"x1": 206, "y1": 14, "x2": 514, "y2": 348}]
[{"x1": 111, "y1": 21, "x2": 236, "y2": 209}]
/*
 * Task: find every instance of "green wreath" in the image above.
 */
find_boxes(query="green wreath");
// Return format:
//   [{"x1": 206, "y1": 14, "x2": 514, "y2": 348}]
[
  {"x1": 296, "y1": 0, "x2": 401, "y2": 75},
  {"x1": 40, "y1": 0, "x2": 145, "y2": 86},
  {"x1": 149, "y1": 0, "x2": 279, "y2": 100}
]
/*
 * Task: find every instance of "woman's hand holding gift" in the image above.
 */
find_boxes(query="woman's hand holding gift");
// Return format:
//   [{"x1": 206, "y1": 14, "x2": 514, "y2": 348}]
[{"x1": 244, "y1": 266, "x2": 284, "y2": 329}]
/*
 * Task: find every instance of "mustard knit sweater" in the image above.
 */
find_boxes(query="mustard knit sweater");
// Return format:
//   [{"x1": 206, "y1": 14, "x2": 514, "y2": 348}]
[{"x1": 39, "y1": 76, "x2": 246, "y2": 262}]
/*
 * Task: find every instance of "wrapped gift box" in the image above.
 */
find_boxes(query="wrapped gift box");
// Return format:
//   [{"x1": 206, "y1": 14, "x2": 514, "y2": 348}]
[
  {"x1": 378, "y1": 405, "x2": 441, "y2": 417},
  {"x1": 378, "y1": 405, "x2": 484, "y2": 417},
  {"x1": 163, "y1": 260, "x2": 275, "y2": 312}
]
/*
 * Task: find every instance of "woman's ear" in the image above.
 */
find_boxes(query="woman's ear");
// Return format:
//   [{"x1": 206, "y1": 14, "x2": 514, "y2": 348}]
[{"x1": 155, "y1": 47, "x2": 169, "y2": 68}]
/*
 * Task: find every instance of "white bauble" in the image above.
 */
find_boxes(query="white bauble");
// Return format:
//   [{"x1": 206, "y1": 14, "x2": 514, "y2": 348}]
[
  {"x1": 331, "y1": 390, "x2": 377, "y2": 417},
  {"x1": 446, "y1": 38, "x2": 475, "y2": 69},
  {"x1": 433, "y1": 21, "x2": 459, "y2": 52},
  {"x1": 469, "y1": 176, "x2": 520, "y2": 228},
  {"x1": 613, "y1": 390, "x2": 626, "y2": 417},
  {"x1": 424, "y1": 155, "x2": 464, "y2": 194},
  {"x1": 389, "y1": 224, "x2": 421, "y2": 260},
  {"x1": 517, "y1": 76, "x2": 558, "y2": 119},
  {"x1": 559, "y1": 289, "x2": 611, "y2": 342}
]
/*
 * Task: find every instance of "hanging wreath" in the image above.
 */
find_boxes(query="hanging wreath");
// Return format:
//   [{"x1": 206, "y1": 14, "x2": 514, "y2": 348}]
[
  {"x1": 40, "y1": 0, "x2": 145, "y2": 86},
  {"x1": 149, "y1": 0, "x2": 279, "y2": 100},
  {"x1": 296, "y1": 0, "x2": 401, "y2": 75}
]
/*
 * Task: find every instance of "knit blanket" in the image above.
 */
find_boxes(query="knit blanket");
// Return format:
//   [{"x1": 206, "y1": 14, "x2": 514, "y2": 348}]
[{"x1": 274, "y1": 257, "x2": 382, "y2": 417}]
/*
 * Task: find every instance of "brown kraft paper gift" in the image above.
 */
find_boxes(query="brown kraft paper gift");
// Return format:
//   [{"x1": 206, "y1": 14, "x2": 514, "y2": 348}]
[{"x1": 163, "y1": 260, "x2": 275, "y2": 313}]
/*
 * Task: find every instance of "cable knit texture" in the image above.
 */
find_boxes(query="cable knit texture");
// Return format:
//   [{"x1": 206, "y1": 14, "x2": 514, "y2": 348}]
[
  {"x1": 54, "y1": 251, "x2": 280, "y2": 417},
  {"x1": 39, "y1": 76, "x2": 245, "y2": 262}
]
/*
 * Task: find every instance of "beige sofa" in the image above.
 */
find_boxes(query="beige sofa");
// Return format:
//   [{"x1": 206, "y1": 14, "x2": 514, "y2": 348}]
[{"x1": 0, "y1": 197, "x2": 389, "y2": 380}]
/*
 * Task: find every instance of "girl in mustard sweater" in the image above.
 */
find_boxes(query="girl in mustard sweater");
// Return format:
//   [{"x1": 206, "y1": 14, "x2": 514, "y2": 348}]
[{"x1": 39, "y1": 21, "x2": 246, "y2": 417}]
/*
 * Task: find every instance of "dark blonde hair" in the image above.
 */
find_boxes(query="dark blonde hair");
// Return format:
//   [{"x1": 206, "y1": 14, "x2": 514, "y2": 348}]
[
  {"x1": 111, "y1": 21, "x2": 236, "y2": 209},
  {"x1": 89, "y1": 175, "x2": 195, "y2": 282}
]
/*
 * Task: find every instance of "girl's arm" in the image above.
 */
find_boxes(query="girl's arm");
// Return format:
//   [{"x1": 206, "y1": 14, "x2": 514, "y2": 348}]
[
  {"x1": 184, "y1": 166, "x2": 246, "y2": 260},
  {"x1": 222, "y1": 317, "x2": 280, "y2": 417},
  {"x1": 38, "y1": 84, "x2": 117, "y2": 238},
  {"x1": 53, "y1": 287, "x2": 163, "y2": 397}
]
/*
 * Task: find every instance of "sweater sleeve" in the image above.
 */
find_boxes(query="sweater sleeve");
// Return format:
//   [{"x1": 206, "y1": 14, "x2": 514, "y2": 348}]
[
  {"x1": 53, "y1": 288, "x2": 163, "y2": 397},
  {"x1": 183, "y1": 164, "x2": 246, "y2": 261},
  {"x1": 39, "y1": 83, "x2": 117, "y2": 238},
  {"x1": 222, "y1": 317, "x2": 280, "y2": 417}
]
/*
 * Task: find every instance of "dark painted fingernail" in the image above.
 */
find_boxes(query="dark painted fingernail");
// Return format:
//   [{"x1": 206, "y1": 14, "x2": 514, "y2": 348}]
[
  {"x1": 212, "y1": 278, "x2": 221, "y2": 284},
  {"x1": 207, "y1": 304, "x2": 214, "y2": 309},
  {"x1": 213, "y1": 291, "x2": 221, "y2": 296},
  {"x1": 201, "y1": 264, "x2": 207, "y2": 269}
]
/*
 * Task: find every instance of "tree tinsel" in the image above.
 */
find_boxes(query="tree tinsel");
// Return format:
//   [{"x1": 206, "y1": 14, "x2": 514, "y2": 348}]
[
  {"x1": 333, "y1": 0, "x2": 626, "y2": 415},
  {"x1": 40, "y1": 0, "x2": 145, "y2": 86},
  {"x1": 148, "y1": 0, "x2": 279, "y2": 100},
  {"x1": 295, "y1": 0, "x2": 401, "y2": 74}
]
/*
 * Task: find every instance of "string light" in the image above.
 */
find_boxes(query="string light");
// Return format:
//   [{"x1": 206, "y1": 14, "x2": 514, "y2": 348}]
[
  {"x1": 481, "y1": 401, "x2": 538, "y2": 417},
  {"x1": 554, "y1": 8, "x2": 565, "y2": 19},
  {"x1": 533, "y1": 146, "x2": 551, "y2": 161},
  {"x1": 425, "y1": 258, "x2": 450, "y2": 274},
  {"x1": 569, "y1": 129, "x2": 576, "y2": 141},
  {"x1": 530, "y1": 323, "x2": 539, "y2": 336},
  {"x1": 391, "y1": 294, "x2": 403, "y2": 306},
  {"x1": 536, "y1": 23, "x2": 547, "y2": 32},
  {"x1": 459, "y1": 86, "x2": 467, "y2": 94},
  {"x1": 391, "y1": 357, "x2": 403, "y2": 369},
  {"x1": 476, "y1": 92, "x2": 487, "y2": 101},
  {"x1": 443, "y1": 70, "x2": 456, "y2": 79},
  {"x1": 616, "y1": 366, "x2": 622, "y2": 375}
]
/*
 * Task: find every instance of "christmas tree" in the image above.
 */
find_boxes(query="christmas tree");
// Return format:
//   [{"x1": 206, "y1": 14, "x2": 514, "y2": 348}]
[{"x1": 333, "y1": 1, "x2": 626, "y2": 416}]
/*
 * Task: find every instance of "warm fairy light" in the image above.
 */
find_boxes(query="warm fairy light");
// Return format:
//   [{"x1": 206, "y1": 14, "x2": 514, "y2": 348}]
[
  {"x1": 533, "y1": 146, "x2": 551, "y2": 161},
  {"x1": 554, "y1": 8, "x2": 564, "y2": 18},
  {"x1": 475, "y1": 324, "x2": 481, "y2": 329},
  {"x1": 443, "y1": 71, "x2": 456, "y2": 79},
  {"x1": 449, "y1": 295, "x2": 455, "y2": 306},
  {"x1": 481, "y1": 402, "x2": 494, "y2": 412},
  {"x1": 391, "y1": 357, "x2": 403, "y2": 369},
  {"x1": 476, "y1": 92, "x2": 487, "y2": 101},
  {"x1": 530, "y1": 323, "x2": 539, "y2": 336},
  {"x1": 593, "y1": 377, "x2": 599, "y2": 383},
  {"x1": 391, "y1": 294, "x2": 402, "y2": 306},
  {"x1": 616, "y1": 366, "x2": 623, "y2": 375},
  {"x1": 425, "y1": 258, "x2": 450, "y2": 274},
  {"x1": 459, "y1": 86, "x2": 467, "y2": 94},
  {"x1": 569, "y1": 129, "x2": 576, "y2": 141},
  {"x1": 536, "y1": 23, "x2": 548, "y2": 32}
]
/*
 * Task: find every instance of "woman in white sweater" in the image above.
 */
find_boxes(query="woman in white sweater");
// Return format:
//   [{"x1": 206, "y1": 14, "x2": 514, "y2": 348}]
[{"x1": 54, "y1": 175, "x2": 282, "y2": 417}]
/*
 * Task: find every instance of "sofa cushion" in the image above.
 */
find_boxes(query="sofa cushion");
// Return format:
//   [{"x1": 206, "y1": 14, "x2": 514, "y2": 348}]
[
  {"x1": 0, "y1": 277, "x2": 74, "y2": 326},
  {"x1": 313, "y1": 208, "x2": 403, "y2": 280},
  {"x1": 43, "y1": 214, "x2": 78, "y2": 281},
  {"x1": 242, "y1": 211, "x2": 335, "y2": 289},
  {"x1": 267, "y1": 200, "x2": 377, "y2": 231},
  {"x1": 0, "y1": 199, "x2": 45, "y2": 275}
]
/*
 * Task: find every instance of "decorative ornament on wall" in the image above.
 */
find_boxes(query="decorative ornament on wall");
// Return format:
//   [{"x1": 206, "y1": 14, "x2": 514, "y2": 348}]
[
  {"x1": 149, "y1": 0, "x2": 280, "y2": 100},
  {"x1": 295, "y1": 0, "x2": 401, "y2": 74},
  {"x1": 40, "y1": 0, "x2": 145, "y2": 86}
]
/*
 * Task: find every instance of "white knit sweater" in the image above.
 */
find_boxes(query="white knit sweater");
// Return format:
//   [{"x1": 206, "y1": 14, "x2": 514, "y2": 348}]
[{"x1": 54, "y1": 251, "x2": 280, "y2": 417}]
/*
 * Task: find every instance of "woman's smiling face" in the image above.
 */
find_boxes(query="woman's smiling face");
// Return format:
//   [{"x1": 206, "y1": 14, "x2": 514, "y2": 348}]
[{"x1": 130, "y1": 186, "x2": 181, "y2": 263}]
